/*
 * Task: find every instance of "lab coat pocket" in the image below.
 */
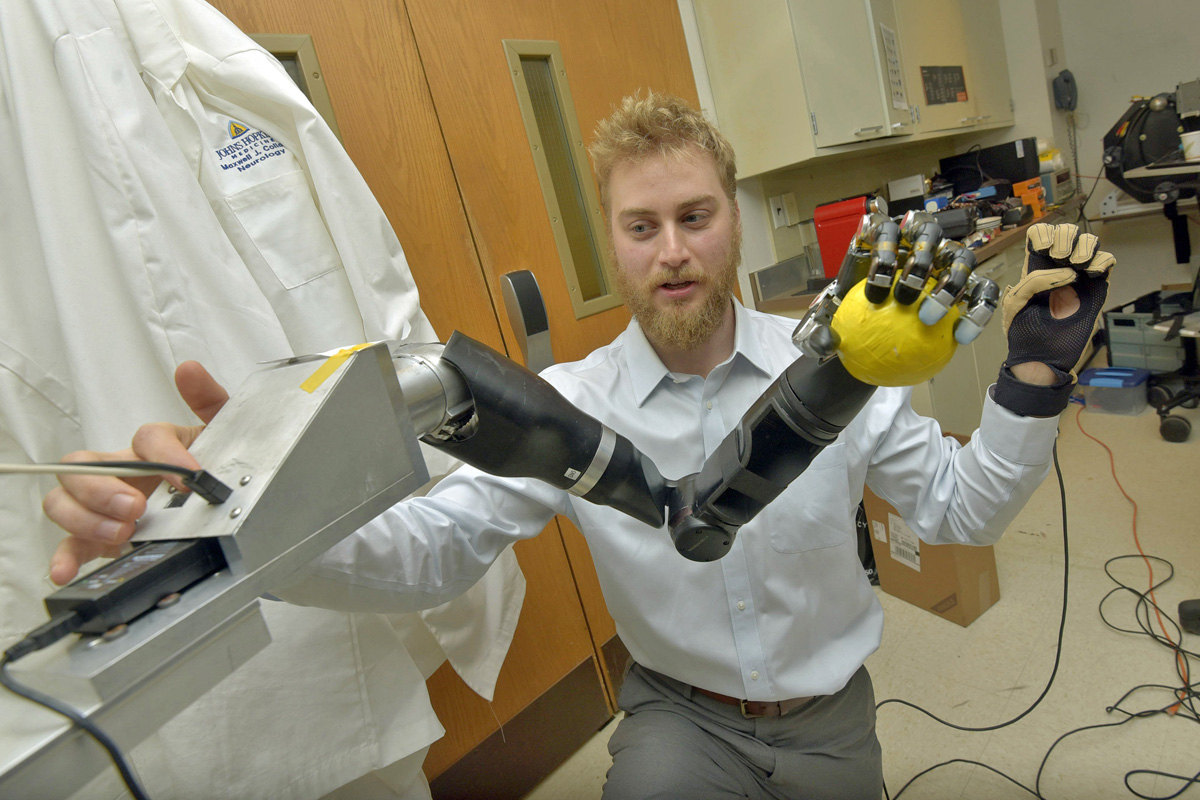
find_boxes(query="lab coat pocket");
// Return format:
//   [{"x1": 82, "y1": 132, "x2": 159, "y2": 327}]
[
  {"x1": 225, "y1": 170, "x2": 343, "y2": 289},
  {"x1": 766, "y1": 442, "x2": 852, "y2": 554}
]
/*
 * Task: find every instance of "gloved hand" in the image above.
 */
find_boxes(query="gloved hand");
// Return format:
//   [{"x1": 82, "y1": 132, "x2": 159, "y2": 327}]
[
  {"x1": 793, "y1": 210, "x2": 999, "y2": 387},
  {"x1": 994, "y1": 222, "x2": 1115, "y2": 416}
]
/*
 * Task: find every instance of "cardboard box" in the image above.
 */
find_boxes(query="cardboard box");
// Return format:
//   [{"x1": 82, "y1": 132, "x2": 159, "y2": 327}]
[{"x1": 862, "y1": 434, "x2": 1000, "y2": 626}]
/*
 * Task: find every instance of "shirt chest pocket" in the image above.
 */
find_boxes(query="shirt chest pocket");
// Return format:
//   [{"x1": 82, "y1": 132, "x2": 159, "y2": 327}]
[
  {"x1": 225, "y1": 170, "x2": 343, "y2": 290},
  {"x1": 762, "y1": 442, "x2": 853, "y2": 554}
]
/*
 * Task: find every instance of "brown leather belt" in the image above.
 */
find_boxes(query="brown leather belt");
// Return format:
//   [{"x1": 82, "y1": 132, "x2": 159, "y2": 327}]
[{"x1": 694, "y1": 687, "x2": 815, "y2": 718}]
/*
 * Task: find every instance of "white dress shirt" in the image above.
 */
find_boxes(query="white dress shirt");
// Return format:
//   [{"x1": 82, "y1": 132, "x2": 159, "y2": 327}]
[{"x1": 290, "y1": 300, "x2": 1061, "y2": 702}]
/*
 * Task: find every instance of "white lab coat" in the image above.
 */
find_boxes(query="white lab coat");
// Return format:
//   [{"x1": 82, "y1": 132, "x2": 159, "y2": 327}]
[{"x1": 0, "y1": 0, "x2": 524, "y2": 797}]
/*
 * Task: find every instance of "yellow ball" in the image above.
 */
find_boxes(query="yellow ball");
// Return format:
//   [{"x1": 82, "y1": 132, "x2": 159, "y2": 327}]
[{"x1": 829, "y1": 280, "x2": 960, "y2": 386}]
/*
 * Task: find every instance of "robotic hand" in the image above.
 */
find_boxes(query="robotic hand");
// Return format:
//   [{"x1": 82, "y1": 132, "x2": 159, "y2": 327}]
[
  {"x1": 663, "y1": 208, "x2": 999, "y2": 561},
  {"x1": 794, "y1": 208, "x2": 1000, "y2": 380}
]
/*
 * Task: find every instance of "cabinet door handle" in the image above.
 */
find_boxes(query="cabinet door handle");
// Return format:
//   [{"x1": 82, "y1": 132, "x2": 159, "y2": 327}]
[
  {"x1": 891, "y1": 122, "x2": 908, "y2": 130},
  {"x1": 854, "y1": 125, "x2": 885, "y2": 136}
]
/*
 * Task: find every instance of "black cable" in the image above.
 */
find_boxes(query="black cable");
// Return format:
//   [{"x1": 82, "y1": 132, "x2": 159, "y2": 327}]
[
  {"x1": 1126, "y1": 765, "x2": 1200, "y2": 800},
  {"x1": 883, "y1": 418, "x2": 1200, "y2": 799},
  {"x1": 2, "y1": 638, "x2": 151, "y2": 799},
  {"x1": 71, "y1": 461, "x2": 231, "y2": 504},
  {"x1": 1076, "y1": 171, "x2": 1104, "y2": 231},
  {"x1": 887, "y1": 758, "x2": 1040, "y2": 799},
  {"x1": 879, "y1": 441, "x2": 1071, "y2": 800},
  {"x1": 1098, "y1": 553, "x2": 1200, "y2": 725},
  {"x1": 1068, "y1": 110, "x2": 1082, "y2": 196},
  {"x1": 878, "y1": 441, "x2": 1070, "y2": 733},
  {"x1": 0, "y1": 461, "x2": 231, "y2": 504},
  {"x1": 74, "y1": 460, "x2": 199, "y2": 479}
]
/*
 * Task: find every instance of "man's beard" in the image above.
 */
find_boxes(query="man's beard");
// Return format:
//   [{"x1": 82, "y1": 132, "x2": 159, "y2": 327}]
[{"x1": 614, "y1": 226, "x2": 742, "y2": 352}]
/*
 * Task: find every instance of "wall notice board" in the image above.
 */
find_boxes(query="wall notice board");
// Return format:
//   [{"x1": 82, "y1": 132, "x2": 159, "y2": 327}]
[{"x1": 920, "y1": 65, "x2": 968, "y2": 105}]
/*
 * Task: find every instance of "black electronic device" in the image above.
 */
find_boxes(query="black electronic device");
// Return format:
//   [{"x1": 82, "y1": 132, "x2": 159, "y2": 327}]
[
  {"x1": 939, "y1": 139, "x2": 1040, "y2": 197},
  {"x1": 1101, "y1": 92, "x2": 1200, "y2": 205},
  {"x1": 933, "y1": 207, "x2": 976, "y2": 239},
  {"x1": 1181, "y1": 599, "x2": 1200, "y2": 635},
  {"x1": 1052, "y1": 69, "x2": 1078, "y2": 111},
  {"x1": 43, "y1": 539, "x2": 227, "y2": 635}
]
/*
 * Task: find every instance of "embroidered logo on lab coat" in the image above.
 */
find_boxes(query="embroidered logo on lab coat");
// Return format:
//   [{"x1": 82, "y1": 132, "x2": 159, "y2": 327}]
[{"x1": 215, "y1": 121, "x2": 288, "y2": 174}]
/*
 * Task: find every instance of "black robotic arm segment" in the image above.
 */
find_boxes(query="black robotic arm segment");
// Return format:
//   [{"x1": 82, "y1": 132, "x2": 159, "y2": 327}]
[
  {"x1": 402, "y1": 332, "x2": 873, "y2": 561},
  {"x1": 666, "y1": 354, "x2": 876, "y2": 562},
  {"x1": 422, "y1": 332, "x2": 668, "y2": 528}
]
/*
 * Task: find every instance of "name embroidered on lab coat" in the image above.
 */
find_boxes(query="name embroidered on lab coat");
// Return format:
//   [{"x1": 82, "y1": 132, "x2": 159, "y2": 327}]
[{"x1": 215, "y1": 122, "x2": 288, "y2": 173}]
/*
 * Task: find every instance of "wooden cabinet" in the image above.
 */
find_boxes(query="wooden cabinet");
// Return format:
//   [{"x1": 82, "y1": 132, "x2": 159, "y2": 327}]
[
  {"x1": 959, "y1": 0, "x2": 1014, "y2": 129},
  {"x1": 791, "y1": 0, "x2": 914, "y2": 147},
  {"x1": 693, "y1": 0, "x2": 1014, "y2": 177},
  {"x1": 896, "y1": 0, "x2": 1013, "y2": 134},
  {"x1": 692, "y1": 0, "x2": 816, "y2": 178},
  {"x1": 693, "y1": 0, "x2": 913, "y2": 175}
]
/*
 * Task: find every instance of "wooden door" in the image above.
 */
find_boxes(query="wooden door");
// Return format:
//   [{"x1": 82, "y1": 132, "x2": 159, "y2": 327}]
[
  {"x1": 207, "y1": 0, "x2": 605, "y2": 788},
  {"x1": 209, "y1": 0, "x2": 699, "y2": 792},
  {"x1": 405, "y1": 0, "x2": 700, "y2": 365},
  {"x1": 404, "y1": 0, "x2": 700, "y2": 762}
]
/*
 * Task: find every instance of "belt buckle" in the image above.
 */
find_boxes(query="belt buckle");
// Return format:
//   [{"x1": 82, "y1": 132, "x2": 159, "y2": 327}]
[{"x1": 738, "y1": 699, "x2": 757, "y2": 718}]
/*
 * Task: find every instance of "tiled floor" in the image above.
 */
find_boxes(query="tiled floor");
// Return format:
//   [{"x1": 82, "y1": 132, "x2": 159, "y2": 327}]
[{"x1": 524, "y1": 399, "x2": 1200, "y2": 799}]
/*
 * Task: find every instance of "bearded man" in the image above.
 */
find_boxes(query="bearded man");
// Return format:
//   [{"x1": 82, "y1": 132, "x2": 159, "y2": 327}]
[{"x1": 44, "y1": 92, "x2": 1113, "y2": 799}]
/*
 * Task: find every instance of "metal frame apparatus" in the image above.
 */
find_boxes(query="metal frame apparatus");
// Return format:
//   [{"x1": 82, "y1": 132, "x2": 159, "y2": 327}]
[{"x1": 1, "y1": 344, "x2": 430, "y2": 797}]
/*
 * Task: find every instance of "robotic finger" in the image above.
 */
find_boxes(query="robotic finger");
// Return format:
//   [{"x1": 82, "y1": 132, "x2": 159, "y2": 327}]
[
  {"x1": 952, "y1": 273, "x2": 1000, "y2": 345},
  {"x1": 859, "y1": 214, "x2": 902, "y2": 304},
  {"x1": 893, "y1": 212, "x2": 943, "y2": 305},
  {"x1": 918, "y1": 240, "x2": 978, "y2": 325},
  {"x1": 793, "y1": 204, "x2": 899, "y2": 359}
]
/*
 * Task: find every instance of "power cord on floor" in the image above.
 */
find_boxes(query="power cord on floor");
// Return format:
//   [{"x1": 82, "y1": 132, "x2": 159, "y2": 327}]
[
  {"x1": 880, "y1": 439, "x2": 1070, "y2": 800},
  {"x1": 882, "y1": 411, "x2": 1200, "y2": 799}
]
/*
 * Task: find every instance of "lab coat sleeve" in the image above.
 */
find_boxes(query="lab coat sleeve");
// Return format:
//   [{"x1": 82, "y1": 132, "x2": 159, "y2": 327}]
[
  {"x1": 862, "y1": 386, "x2": 1060, "y2": 547},
  {"x1": 274, "y1": 467, "x2": 566, "y2": 614}
]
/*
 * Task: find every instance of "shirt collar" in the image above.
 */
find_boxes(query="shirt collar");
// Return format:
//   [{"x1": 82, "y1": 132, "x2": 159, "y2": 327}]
[{"x1": 624, "y1": 299, "x2": 775, "y2": 407}]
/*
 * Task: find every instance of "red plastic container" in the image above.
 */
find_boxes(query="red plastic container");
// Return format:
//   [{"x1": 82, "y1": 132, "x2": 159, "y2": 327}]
[{"x1": 814, "y1": 196, "x2": 869, "y2": 279}]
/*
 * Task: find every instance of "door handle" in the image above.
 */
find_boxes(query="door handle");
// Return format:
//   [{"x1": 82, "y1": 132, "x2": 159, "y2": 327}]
[
  {"x1": 854, "y1": 125, "x2": 885, "y2": 136},
  {"x1": 500, "y1": 270, "x2": 555, "y2": 373}
]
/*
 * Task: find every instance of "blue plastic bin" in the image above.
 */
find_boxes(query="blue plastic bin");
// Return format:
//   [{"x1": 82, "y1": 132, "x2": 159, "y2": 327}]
[{"x1": 1076, "y1": 367, "x2": 1151, "y2": 415}]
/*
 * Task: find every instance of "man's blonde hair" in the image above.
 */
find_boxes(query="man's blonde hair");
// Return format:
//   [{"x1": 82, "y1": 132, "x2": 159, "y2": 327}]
[{"x1": 589, "y1": 91, "x2": 737, "y2": 211}]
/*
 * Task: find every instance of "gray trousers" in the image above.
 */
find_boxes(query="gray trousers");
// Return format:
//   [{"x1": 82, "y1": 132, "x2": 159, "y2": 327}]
[{"x1": 602, "y1": 664, "x2": 883, "y2": 800}]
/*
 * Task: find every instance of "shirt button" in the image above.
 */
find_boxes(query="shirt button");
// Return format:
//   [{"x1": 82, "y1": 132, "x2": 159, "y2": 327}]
[
  {"x1": 737, "y1": 601, "x2": 746, "y2": 611},
  {"x1": 706, "y1": 401, "x2": 713, "y2": 410},
  {"x1": 750, "y1": 671, "x2": 760, "y2": 681}
]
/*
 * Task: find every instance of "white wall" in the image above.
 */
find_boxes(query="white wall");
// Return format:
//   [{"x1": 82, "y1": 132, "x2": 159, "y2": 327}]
[{"x1": 1055, "y1": 0, "x2": 1200, "y2": 306}]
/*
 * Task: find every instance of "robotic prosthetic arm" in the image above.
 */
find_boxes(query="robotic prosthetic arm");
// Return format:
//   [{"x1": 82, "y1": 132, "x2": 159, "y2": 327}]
[{"x1": 424, "y1": 210, "x2": 998, "y2": 562}]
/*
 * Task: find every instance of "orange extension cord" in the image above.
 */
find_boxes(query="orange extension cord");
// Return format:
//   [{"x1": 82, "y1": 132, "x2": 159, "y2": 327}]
[{"x1": 1074, "y1": 405, "x2": 1190, "y2": 713}]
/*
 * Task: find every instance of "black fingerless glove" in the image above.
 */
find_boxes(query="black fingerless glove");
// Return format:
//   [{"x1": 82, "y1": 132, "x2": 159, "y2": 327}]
[{"x1": 995, "y1": 223, "x2": 1115, "y2": 417}]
